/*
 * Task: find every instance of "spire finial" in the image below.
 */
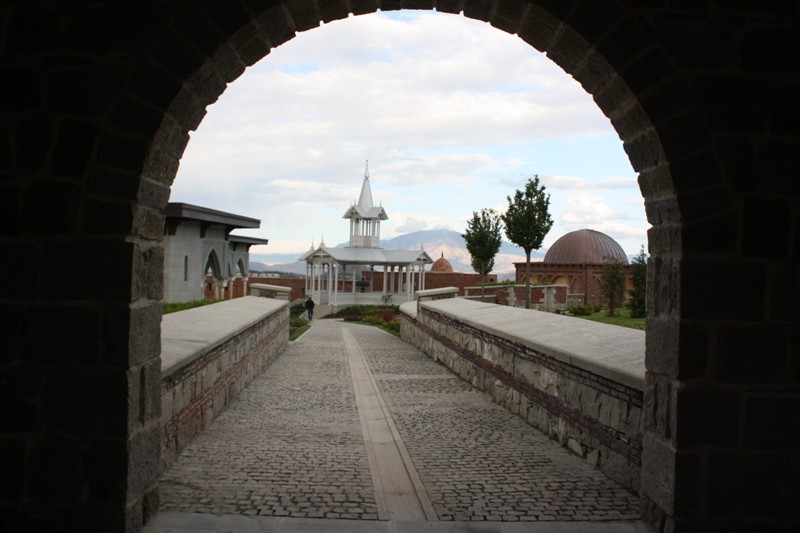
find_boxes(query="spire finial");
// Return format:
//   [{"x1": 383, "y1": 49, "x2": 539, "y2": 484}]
[{"x1": 357, "y1": 163, "x2": 374, "y2": 210}]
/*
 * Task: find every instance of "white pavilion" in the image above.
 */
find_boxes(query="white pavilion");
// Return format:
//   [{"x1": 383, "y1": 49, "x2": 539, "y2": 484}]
[{"x1": 299, "y1": 163, "x2": 433, "y2": 307}]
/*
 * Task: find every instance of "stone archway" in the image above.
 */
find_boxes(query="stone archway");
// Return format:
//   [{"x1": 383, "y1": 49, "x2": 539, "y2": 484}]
[
  {"x1": 133, "y1": 3, "x2": 674, "y2": 529},
  {"x1": 4, "y1": 2, "x2": 798, "y2": 532}
]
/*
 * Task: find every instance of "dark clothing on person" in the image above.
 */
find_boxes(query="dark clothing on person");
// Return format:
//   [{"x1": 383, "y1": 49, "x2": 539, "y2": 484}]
[{"x1": 305, "y1": 298, "x2": 315, "y2": 321}]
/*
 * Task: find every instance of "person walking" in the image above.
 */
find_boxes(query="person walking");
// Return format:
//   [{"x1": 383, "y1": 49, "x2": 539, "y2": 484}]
[{"x1": 304, "y1": 296, "x2": 315, "y2": 321}]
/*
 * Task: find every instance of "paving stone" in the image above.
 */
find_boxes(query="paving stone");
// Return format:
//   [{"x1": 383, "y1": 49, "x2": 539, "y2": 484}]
[{"x1": 157, "y1": 319, "x2": 639, "y2": 524}]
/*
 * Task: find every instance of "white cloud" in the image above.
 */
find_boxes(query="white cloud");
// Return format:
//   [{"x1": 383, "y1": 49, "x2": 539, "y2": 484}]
[
  {"x1": 172, "y1": 10, "x2": 648, "y2": 260},
  {"x1": 395, "y1": 217, "x2": 429, "y2": 233}
]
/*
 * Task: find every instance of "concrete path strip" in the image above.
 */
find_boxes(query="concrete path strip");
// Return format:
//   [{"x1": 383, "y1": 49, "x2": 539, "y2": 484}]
[{"x1": 342, "y1": 326, "x2": 438, "y2": 522}]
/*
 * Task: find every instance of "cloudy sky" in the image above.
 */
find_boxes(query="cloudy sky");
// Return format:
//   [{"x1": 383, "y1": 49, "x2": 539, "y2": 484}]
[{"x1": 171, "y1": 10, "x2": 649, "y2": 263}]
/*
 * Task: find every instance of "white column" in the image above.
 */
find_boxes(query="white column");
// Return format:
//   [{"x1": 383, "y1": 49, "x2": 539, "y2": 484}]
[
  {"x1": 333, "y1": 264, "x2": 338, "y2": 306},
  {"x1": 399, "y1": 266, "x2": 404, "y2": 295},
  {"x1": 327, "y1": 263, "x2": 332, "y2": 303},
  {"x1": 382, "y1": 267, "x2": 387, "y2": 295},
  {"x1": 406, "y1": 264, "x2": 411, "y2": 299},
  {"x1": 315, "y1": 261, "x2": 321, "y2": 302}
]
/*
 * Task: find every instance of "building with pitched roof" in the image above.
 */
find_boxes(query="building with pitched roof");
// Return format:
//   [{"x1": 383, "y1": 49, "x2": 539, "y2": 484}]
[
  {"x1": 299, "y1": 163, "x2": 433, "y2": 306},
  {"x1": 163, "y1": 202, "x2": 269, "y2": 303}
]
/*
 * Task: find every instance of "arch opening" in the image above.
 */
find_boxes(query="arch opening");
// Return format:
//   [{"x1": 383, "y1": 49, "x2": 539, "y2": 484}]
[
  {"x1": 16, "y1": 1, "x2": 786, "y2": 532},
  {"x1": 142, "y1": 3, "x2": 656, "y2": 524}
]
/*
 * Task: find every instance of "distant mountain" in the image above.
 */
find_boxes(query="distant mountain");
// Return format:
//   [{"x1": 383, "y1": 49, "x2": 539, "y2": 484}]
[
  {"x1": 361, "y1": 229, "x2": 541, "y2": 277},
  {"x1": 251, "y1": 228, "x2": 543, "y2": 279},
  {"x1": 249, "y1": 259, "x2": 308, "y2": 276}
]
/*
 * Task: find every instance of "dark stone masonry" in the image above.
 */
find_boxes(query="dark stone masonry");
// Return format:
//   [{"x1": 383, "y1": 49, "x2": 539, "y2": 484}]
[
  {"x1": 402, "y1": 300, "x2": 644, "y2": 492},
  {"x1": 1, "y1": 2, "x2": 798, "y2": 532}
]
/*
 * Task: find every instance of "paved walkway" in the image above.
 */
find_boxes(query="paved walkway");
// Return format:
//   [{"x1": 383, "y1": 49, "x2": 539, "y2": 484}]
[{"x1": 145, "y1": 319, "x2": 645, "y2": 532}]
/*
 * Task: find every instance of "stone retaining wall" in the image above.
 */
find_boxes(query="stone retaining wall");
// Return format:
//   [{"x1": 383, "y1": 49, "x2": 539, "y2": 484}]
[
  {"x1": 400, "y1": 299, "x2": 644, "y2": 493},
  {"x1": 464, "y1": 284, "x2": 568, "y2": 311},
  {"x1": 160, "y1": 297, "x2": 289, "y2": 469},
  {"x1": 250, "y1": 283, "x2": 292, "y2": 300}
]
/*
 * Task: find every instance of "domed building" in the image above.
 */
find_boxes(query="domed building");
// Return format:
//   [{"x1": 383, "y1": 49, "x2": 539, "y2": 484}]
[
  {"x1": 514, "y1": 229, "x2": 632, "y2": 307},
  {"x1": 389, "y1": 251, "x2": 496, "y2": 296},
  {"x1": 430, "y1": 253, "x2": 454, "y2": 273}
]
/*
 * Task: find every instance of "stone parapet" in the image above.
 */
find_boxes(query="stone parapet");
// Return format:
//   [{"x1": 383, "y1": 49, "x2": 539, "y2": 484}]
[
  {"x1": 464, "y1": 284, "x2": 568, "y2": 311},
  {"x1": 400, "y1": 298, "x2": 644, "y2": 492},
  {"x1": 160, "y1": 297, "x2": 289, "y2": 469},
  {"x1": 415, "y1": 286, "x2": 458, "y2": 313},
  {"x1": 250, "y1": 283, "x2": 293, "y2": 301}
]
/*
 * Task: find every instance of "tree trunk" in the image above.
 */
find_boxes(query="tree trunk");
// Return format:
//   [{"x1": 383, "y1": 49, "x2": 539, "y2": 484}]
[
  {"x1": 480, "y1": 268, "x2": 485, "y2": 300},
  {"x1": 525, "y1": 249, "x2": 532, "y2": 309}
]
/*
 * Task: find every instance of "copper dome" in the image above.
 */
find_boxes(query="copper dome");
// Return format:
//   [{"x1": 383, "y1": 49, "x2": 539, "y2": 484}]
[
  {"x1": 543, "y1": 229, "x2": 628, "y2": 265},
  {"x1": 430, "y1": 253, "x2": 454, "y2": 273}
]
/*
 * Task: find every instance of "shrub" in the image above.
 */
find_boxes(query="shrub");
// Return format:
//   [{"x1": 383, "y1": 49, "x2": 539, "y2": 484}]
[
  {"x1": 385, "y1": 318, "x2": 401, "y2": 334},
  {"x1": 380, "y1": 310, "x2": 395, "y2": 323},
  {"x1": 362, "y1": 315, "x2": 384, "y2": 326},
  {"x1": 568, "y1": 304, "x2": 594, "y2": 316}
]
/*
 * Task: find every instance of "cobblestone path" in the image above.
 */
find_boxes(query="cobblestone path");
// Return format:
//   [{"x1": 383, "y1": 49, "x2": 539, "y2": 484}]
[{"x1": 158, "y1": 319, "x2": 639, "y2": 523}]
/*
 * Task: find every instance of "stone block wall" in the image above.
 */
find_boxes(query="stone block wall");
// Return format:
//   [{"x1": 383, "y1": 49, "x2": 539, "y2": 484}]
[
  {"x1": 464, "y1": 284, "x2": 568, "y2": 311},
  {"x1": 248, "y1": 276, "x2": 307, "y2": 302},
  {"x1": 160, "y1": 301, "x2": 288, "y2": 469},
  {"x1": 401, "y1": 302, "x2": 643, "y2": 493}
]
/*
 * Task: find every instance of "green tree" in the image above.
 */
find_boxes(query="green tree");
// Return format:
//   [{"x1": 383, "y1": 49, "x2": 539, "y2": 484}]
[
  {"x1": 601, "y1": 258, "x2": 626, "y2": 317},
  {"x1": 627, "y1": 245, "x2": 647, "y2": 318},
  {"x1": 501, "y1": 176, "x2": 553, "y2": 309},
  {"x1": 462, "y1": 209, "x2": 503, "y2": 300}
]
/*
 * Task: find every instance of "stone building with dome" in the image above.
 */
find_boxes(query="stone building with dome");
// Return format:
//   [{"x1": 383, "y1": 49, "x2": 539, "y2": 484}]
[{"x1": 514, "y1": 229, "x2": 632, "y2": 307}]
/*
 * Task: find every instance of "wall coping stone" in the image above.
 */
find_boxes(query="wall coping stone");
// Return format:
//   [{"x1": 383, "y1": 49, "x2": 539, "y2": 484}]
[
  {"x1": 250, "y1": 283, "x2": 292, "y2": 294},
  {"x1": 416, "y1": 286, "x2": 459, "y2": 297},
  {"x1": 161, "y1": 296, "x2": 288, "y2": 378},
  {"x1": 400, "y1": 300, "x2": 417, "y2": 319},
  {"x1": 412, "y1": 298, "x2": 644, "y2": 390}
]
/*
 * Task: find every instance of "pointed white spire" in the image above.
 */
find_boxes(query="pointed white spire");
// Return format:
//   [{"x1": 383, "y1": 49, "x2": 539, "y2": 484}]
[{"x1": 357, "y1": 160, "x2": 374, "y2": 210}]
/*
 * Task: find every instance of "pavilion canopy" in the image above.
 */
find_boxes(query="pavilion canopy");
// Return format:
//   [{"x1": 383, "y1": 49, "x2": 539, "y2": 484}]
[{"x1": 298, "y1": 244, "x2": 433, "y2": 266}]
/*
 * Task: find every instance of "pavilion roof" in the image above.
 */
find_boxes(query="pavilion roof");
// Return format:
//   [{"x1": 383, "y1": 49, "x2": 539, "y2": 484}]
[{"x1": 298, "y1": 245, "x2": 432, "y2": 266}]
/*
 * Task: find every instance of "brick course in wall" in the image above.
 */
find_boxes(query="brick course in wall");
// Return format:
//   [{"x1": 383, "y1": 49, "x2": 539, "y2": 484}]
[
  {"x1": 247, "y1": 276, "x2": 306, "y2": 302},
  {"x1": 402, "y1": 306, "x2": 643, "y2": 492},
  {"x1": 160, "y1": 305, "x2": 288, "y2": 469},
  {"x1": 366, "y1": 271, "x2": 496, "y2": 295}
]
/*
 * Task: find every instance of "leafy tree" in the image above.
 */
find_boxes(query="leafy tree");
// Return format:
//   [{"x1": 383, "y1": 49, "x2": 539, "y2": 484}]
[
  {"x1": 462, "y1": 209, "x2": 503, "y2": 300},
  {"x1": 501, "y1": 176, "x2": 553, "y2": 309},
  {"x1": 601, "y1": 258, "x2": 626, "y2": 317},
  {"x1": 627, "y1": 245, "x2": 647, "y2": 318}
]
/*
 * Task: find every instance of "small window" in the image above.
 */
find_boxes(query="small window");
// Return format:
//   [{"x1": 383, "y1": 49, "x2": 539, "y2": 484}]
[{"x1": 183, "y1": 256, "x2": 188, "y2": 281}]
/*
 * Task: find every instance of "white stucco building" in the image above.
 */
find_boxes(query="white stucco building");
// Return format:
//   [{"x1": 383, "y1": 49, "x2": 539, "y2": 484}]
[
  {"x1": 299, "y1": 164, "x2": 432, "y2": 306},
  {"x1": 162, "y1": 203, "x2": 269, "y2": 303}
]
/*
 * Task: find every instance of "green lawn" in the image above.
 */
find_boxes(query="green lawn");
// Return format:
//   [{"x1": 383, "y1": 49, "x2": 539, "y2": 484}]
[
  {"x1": 162, "y1": 299, "x2": 222, "y2": 314},
  {"x1": 570, "y1": 307, "x2": 646, "y2": 331}
]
